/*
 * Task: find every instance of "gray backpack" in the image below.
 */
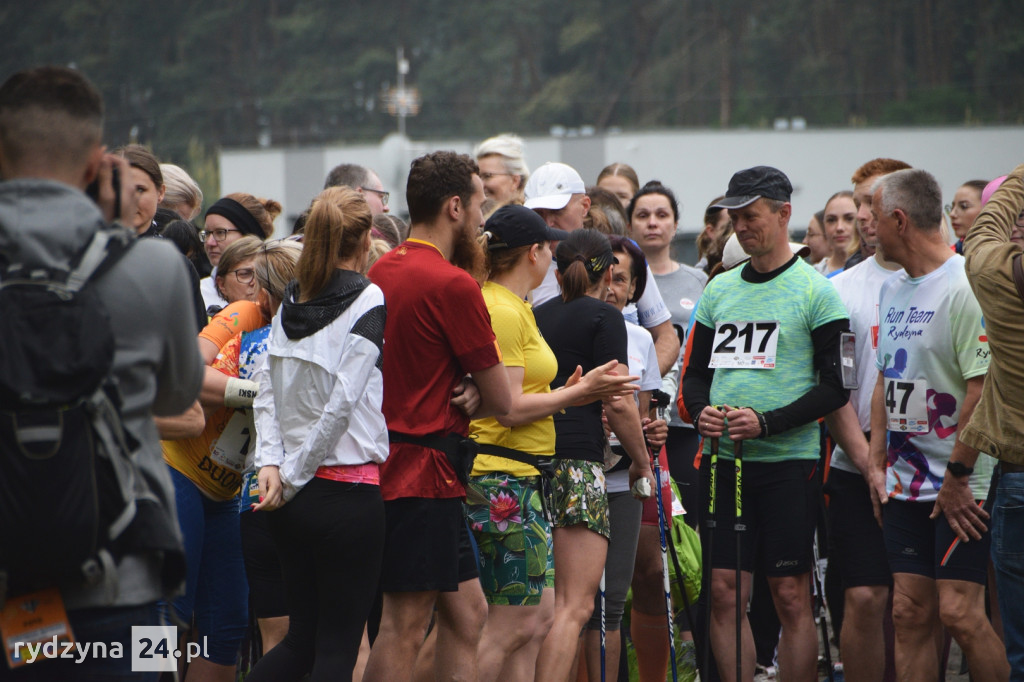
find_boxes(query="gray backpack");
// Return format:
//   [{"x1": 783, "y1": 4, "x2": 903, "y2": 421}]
[{"x1": 0, "y1": 226, "x2": 184, "y2": 602}]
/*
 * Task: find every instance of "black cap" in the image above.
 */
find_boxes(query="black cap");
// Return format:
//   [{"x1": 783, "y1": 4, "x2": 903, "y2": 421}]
[
  {"x1": 711, "y1": 166, "x2": 793, "y2": 209},
  {"x1": 484, "y1": 204, "x2": 570, "y2": 250}
]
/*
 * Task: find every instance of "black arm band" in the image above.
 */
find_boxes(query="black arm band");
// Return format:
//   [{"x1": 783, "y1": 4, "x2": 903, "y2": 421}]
[
  {"x1": 761, "y1": 318, "x2": 851, "y2": 434},
  {"x1": 682, "y1": 322, "x2": 716, "y2": 424}
]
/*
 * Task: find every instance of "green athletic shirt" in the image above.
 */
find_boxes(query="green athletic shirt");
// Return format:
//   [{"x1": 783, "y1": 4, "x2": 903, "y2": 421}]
[{"x1": 695, "y1": 258, "x2": 848, "y2": 463}]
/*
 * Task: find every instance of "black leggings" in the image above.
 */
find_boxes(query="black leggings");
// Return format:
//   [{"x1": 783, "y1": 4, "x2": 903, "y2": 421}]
[{"x1": 245, "y1": 478, "x2": 385, "y2": 682}]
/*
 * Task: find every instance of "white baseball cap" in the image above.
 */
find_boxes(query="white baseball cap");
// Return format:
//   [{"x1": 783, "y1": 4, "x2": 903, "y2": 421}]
[{"x1": 524, "y1": 162, "x2": 586, "y2": 210}]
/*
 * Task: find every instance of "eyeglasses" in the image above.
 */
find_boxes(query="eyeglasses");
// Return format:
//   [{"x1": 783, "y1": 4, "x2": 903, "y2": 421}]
[
  {"x1": 224, "y1": 267, "x2": 255, "y2": 284},
  {"x1": 360, "y1": 187, "x2": 390, "y2": 207},
  {"x1": 200, "y1": 228, "x2": 241, "y2": 242},
  {"x1": 479, "y1": 172, "x2": 512, "y2": 181}
]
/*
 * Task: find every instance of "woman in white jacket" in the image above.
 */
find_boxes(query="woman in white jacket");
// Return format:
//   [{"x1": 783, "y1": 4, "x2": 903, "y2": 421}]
[{"x1": 248, "y1": 186, "x2": 387, "y2": 682}]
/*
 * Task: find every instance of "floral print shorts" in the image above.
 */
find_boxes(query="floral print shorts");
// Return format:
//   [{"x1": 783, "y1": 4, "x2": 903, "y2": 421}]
[
  {"x1": 550, "y1": 459, "x2": 610, "y2": 538},
  {"x1": 466, "y1": 473, "x2": 554, "y2": 606}
]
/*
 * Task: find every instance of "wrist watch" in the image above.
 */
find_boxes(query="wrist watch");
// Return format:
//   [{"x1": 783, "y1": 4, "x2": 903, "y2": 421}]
[{"x1": 947, "y1": 461, "x2": 974, "y2": 477}]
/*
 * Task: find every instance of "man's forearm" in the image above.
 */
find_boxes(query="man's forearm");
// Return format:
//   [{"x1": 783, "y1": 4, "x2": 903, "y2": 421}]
[
  {"x1": 869, "y1": 372, "x2": 888, "y2": 471},
  {"x1": 825, "y1": 400, "x2": 872, "y2": 478},
  {"x1": 949, "y1": 378, "x2": 984, "y2": 469}
]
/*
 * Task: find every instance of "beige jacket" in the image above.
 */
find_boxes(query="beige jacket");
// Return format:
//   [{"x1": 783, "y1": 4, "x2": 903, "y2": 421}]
[{"x1": 961, "y1": 163, "x2": 1024, "y2": 464}]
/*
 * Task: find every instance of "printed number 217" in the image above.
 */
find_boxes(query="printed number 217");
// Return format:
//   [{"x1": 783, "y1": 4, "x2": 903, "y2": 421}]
[{"x1": 714, "y1": 322, "x2": 776, "y2": 354}]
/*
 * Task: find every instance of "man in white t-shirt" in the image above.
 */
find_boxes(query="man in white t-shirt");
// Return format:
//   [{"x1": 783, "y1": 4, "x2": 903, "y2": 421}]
[
  {"x1": 868, "y1": 169, "x2": 1008, "y2": 682},
  {"x1": 525, "y1": 162, "x2": 680, "y2": 374},
  {"x1": 823, "y1": 157, "x2": 909, "y2": 682}
]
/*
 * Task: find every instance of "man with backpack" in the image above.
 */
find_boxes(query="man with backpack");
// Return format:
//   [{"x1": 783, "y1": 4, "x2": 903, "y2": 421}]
[{"x1": 0, "y1": 66, "x2": 203, "y2": 679}]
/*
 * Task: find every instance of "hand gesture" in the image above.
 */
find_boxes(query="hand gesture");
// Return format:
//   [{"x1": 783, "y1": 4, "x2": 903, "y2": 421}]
[
  {"x1": 696, "y1": 404, "x2": 727, "y2": 438},
  {"x1": 723, "y1": 405, "x2": 762, "y2": 441},
  {"x1": 252, "y1": 466, "x2": 284, "y2": 512},
  {"x1": 867, "y1": 466, "x2": 889, "y2": 527},
  {"x1": 643, "y1": 417, "x2": 668, "y2": 449},
  {"x1": 95, "y1": 153, "x2": 138, "y2": 225},
  {"x1": 628, "y1": 459, "x2": 655, "y2": 500},
  {"x1": 570, "y1": 361, "x2": 640, "y2": 406},
  {"x1": 931, "y1": 472, "x2": 988, "y2": 541},
  {"x1": 450, "y1": 376, "x2": 481, "y2": 416}
]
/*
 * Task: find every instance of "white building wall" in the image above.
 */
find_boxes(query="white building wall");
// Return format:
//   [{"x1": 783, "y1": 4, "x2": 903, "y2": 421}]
[{"x1": 220, "y1": 126, "x2": 1024, "y2": 240}]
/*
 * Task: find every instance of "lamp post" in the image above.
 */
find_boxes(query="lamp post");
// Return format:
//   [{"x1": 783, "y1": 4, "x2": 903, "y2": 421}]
[{"x1": 385, "y1": 47, "x2": 420, "y2": 136}]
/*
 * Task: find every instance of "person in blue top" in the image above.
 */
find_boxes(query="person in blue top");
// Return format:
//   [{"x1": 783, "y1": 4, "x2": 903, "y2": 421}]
[{"x1": 682, "y1": 166, "x2": 850, "y2": 682}]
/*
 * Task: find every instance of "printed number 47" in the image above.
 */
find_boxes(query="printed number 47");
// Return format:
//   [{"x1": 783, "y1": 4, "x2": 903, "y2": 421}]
[{"x1": 885, "y1": 381, "x2": 914, "y2": 414}]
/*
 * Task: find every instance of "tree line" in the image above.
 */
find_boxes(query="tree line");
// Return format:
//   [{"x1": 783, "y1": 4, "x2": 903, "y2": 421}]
[{"x1": 2, "y1": 0, "x2": 1021, "y2": 168}]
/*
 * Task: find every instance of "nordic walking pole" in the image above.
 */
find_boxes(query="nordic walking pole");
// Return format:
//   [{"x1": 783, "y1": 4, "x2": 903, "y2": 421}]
[
  {"x1": 812, "y1": 530, "x2": 835, "y2": 682},
  {"x1": 734, "y1": 436, "x2": 745, "y2": 682},
  {"x1": 703, "y1": 430, "x2": 719, "y2": 682},
  {"x1": 649, "y1": 390, "x2": 678, "y2": 682},
  {"x1": 600, "y1": 568, "x2": 606, "y2": 682},
  {"x1": 813, "y1": 485, "x2": 836, "y2": 682}
]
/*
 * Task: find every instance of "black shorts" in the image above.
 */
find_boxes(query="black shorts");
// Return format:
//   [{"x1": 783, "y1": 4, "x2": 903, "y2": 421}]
[
  {"x1": 824, "y1": 467, "x2": 891, "y2": 589},
  {"x1": 883, "y1": 497, "x2": 990, "y2": 584},
  {"x1": 239, "y1": 510, "x2": 288, "y2": 618},
  {"x1": 379, "y1": 497, "x2": 479, "y2": 592},
  {"x1": 700, "y1": 457, "x2": 820, "y2": 577}
]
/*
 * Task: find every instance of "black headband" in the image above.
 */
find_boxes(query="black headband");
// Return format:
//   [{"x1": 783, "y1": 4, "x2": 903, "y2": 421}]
[{"x1": 205, "y1": 197, "x2": 264, "y2": 238}]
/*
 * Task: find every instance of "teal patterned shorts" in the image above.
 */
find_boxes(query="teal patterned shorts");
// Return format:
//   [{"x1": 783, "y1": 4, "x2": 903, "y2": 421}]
[
  {"x1": 551, "y1": 459, "x2": 610, "y2": 538},
  {"x1": 466, "y1": 473, "x2": 554, "y2": 606}
]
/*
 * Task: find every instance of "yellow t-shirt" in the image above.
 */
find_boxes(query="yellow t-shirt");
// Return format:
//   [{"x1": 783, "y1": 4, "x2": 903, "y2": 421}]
[{"x1": 470, "y1": 281, "x2": 557, "y2": 477}]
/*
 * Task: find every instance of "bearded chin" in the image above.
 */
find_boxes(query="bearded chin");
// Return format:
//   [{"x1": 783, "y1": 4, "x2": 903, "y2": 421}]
[{"x1": 451, "y1": 220, "x2": 487, "y2": 285}]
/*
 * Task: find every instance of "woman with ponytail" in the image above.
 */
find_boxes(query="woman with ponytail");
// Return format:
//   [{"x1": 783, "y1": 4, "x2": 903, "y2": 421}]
[
  {"x1": 532, "y1": 229, "x2": 655, "y2": 681},
  {"x1": 247, "y1": 186, "x2": 388, "y2": 681}
]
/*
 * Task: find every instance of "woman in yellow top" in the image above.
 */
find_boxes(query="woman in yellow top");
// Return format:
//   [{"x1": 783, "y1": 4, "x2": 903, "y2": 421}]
[{"x1": 467, "y1": 204, "x2": 639, "y2": 681}]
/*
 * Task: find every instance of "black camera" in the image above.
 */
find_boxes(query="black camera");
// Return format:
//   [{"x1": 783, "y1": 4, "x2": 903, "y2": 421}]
[{"x1": 84, "y1": 165, "x2": 120, "y2": 220}]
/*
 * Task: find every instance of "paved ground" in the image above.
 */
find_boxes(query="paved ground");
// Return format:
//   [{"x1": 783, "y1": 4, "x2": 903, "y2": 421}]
[{"x1": 749, "y1": 635, "x2": 971, "y2": 681}]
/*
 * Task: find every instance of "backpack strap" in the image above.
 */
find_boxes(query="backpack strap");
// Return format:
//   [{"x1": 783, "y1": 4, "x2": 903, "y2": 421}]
[
  {"x1": 67, "y1": 227, "x2": 135, "y2": 293},
  {"x1": 0, "y1": 226, "x2": 135, "y2": 293},
  {"x1": 1012, "y1": 253, "x2": 1024, "y2": 304}
]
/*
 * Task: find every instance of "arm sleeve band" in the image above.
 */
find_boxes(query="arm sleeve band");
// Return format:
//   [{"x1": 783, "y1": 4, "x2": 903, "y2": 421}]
[
  {"x1": 681, "y1": 321, "x2": 716, "y2": 424},
  {"x1": 224, "y1": 377, "x2": 259, "y2": 408},
  {"x1": 763, "y1": 318, "x2": 851, "y2": 435}
]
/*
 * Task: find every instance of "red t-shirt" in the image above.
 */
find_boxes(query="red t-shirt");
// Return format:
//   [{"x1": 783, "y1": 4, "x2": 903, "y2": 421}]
[{"x1": 369, "y1": 239, "x2": 502, "y2": 500}]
